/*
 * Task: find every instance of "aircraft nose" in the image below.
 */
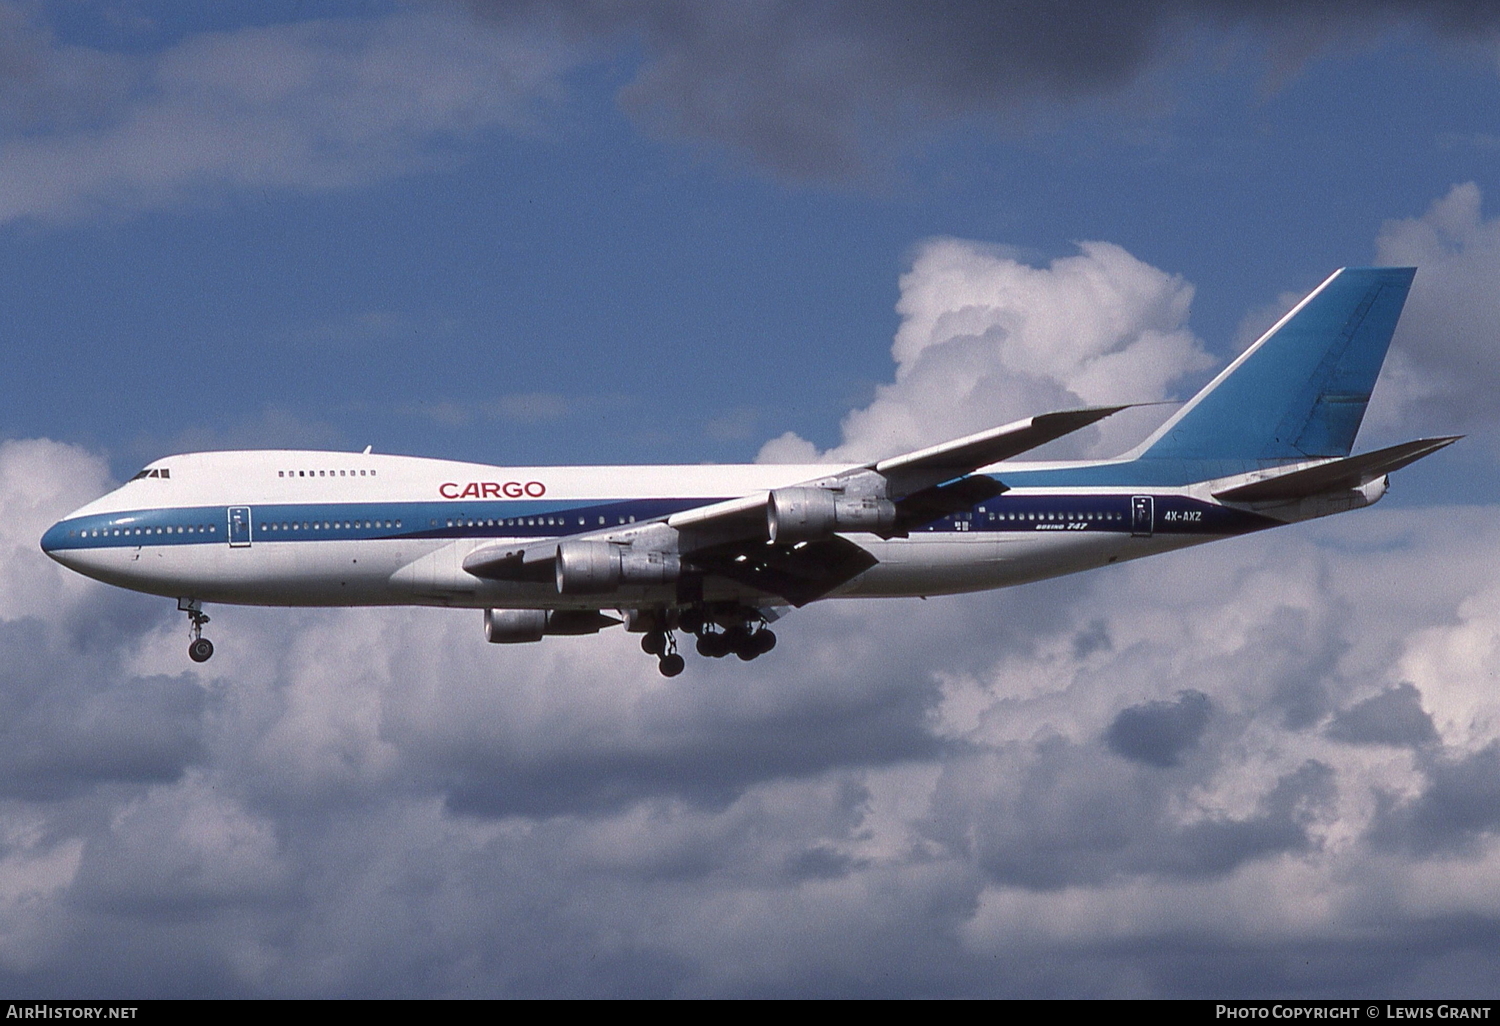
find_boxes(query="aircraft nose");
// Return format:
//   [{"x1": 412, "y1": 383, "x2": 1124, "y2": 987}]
[{"x1": 40, "y1": 518, "x2": 79, "y2": 567}]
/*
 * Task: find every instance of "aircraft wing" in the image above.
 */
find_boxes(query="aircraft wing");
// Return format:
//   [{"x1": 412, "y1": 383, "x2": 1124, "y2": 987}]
[
  {"x1": 870, "y1": 405, "x2": 1130, "y2": 489},
  {"x1": 466, "y1": 404, "x2": 1131, "y2": 605},
  {"x1": 662, "y1": 404, "x2": 1128, "y2": 605},
  {"x1": 667, "y1": 404, "x2": 1129, "y2": 538}
]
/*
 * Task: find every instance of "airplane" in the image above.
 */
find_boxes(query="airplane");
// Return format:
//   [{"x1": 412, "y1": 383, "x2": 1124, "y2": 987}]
[{"x1": 41, "y1": 266, "x2": 1458, "y2": 676}]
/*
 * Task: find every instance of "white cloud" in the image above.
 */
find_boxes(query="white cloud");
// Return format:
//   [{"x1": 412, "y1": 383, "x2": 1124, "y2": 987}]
[
  {"x1": 1372, "y1": 182, "x2": 1500, "y2": 434},
  {"x1": 2, "y1": 434, "x2": 1500, "y2": 994},
  {"x1": 0, "y1": 6, "x2": 573, "y2": 223},
  {"x1": 0, "y1": 438, "x2": 114, "y2": 620},
  {"x1": 758, "y1": 239, "x2": 1214, "y2": 463}
]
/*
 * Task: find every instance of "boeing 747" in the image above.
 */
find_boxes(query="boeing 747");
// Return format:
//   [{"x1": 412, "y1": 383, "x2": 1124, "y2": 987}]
[{"x1": 42, "y1": 267, "x2": 1456, "y2": 675}]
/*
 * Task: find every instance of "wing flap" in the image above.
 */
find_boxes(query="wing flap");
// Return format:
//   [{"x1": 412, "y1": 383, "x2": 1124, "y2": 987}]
[
  {"x1": 893, "y1": 475, "x2": 1009, "y2": 531},
  {"x1": 687, "y1": 536, "x2": 878, "y2": 607}
]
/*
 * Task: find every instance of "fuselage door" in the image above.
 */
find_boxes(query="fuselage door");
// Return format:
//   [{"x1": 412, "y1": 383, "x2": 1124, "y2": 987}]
[
  {"x1": 228, "y1": 506, "x2": 252, "y2": 548},
  {"x1": 1130, "y1": 495, "x2": 1154, "y2": 537}
]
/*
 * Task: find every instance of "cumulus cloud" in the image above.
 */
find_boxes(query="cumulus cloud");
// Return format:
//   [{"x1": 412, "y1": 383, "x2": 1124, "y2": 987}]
[
  {"x1": 759, "y1": 238, "x2": 1213, "y2": 463},
  {"x1": 1373, "y1": 182, "x2": 1500, "y2": 434},
  {"x1": 1106, "y1": 689, "x2": 1213, "y2": 767},
  {"x1": 1370, "y1": 741, "x2": 1500, "y2": 857},
  {"x1": 0, "y1": 4, "x2": 571, "y2": 223},
  {"x1": 1326, "y1": 682, "x2": 1439, "y2": 748},
  {"x1": 0, "y1": 438, "x2": 115, "y2": 618},
  {"x1": 5, "y1": 432, "x2": 1500, "y2": 994}
]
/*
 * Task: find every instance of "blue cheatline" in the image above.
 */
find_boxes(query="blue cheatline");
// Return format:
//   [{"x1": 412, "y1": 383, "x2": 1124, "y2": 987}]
[{"x1": 1132, "y1": 266, "x2": 1416, "y2": 464}]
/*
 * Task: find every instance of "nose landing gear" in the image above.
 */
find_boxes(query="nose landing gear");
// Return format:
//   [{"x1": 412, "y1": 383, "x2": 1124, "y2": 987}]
[{"x1": 178, "y1": 598, "x2": 214, "y2": 663}]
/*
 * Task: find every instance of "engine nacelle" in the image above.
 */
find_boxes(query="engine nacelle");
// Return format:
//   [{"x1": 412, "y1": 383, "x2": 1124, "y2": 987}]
[
  {"x1": 555, "y1": 540, "x2": 680, "y2": 594},
  {"x1": 484, "y1": 608, "x2": 548, "y2": 643},
  {"x1": 555, "y1": 540, "x2": 620, "y2": 593},
  {"x1": 766, "y1": 487, "x2": 896, "y2": 544},
  {"x1": 485, "y1": 608, "x2": 623, "y2": 642}
]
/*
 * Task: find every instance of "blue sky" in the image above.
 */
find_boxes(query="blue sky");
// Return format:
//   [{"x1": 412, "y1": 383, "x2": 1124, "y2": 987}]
[
  {"x1": 5, "y1": 0, "x2": 1500, "y2": 998},
  {"x1": 6, "y1": 1, "x2": 1499, "y2": 472}
]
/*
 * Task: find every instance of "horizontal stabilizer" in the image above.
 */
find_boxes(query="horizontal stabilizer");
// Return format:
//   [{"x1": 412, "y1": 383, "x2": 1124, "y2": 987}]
[{"x1": 1212, "y1": 436, "x2": 1461, "y2": 503}]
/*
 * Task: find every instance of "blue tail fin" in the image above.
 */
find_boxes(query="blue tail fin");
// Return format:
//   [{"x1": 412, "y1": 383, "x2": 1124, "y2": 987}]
[{"x1": 1134, "y1": 267, "x2": 1415, "y2": 462}]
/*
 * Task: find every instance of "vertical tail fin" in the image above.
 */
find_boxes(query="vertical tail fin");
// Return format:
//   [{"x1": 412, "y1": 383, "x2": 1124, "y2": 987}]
[{"x1": 1133, "y1": 267, "x2": 1415, "y2": 462}]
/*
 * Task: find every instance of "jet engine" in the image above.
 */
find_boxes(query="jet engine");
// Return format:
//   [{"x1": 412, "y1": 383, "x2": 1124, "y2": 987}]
[
  {"x1": 766, "y1": 487, "x2": 896, "y2": 544},
  {"x1": 484, "y1": 608, "x2": 621, "y2": 642},
  {"x1": 554, "y1": 540, "x2": 680, "y2": 594}
]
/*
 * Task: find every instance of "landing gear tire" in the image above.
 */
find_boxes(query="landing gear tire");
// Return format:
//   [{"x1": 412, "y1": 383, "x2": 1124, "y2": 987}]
[
  {"x1": 641, "y1": 630, "x2": 667, "y2": 656},
  {"x1": 754, "y1": 628, "x2": 777, "y2": 655},
  {"x1": 658, "y1": 652, "x2": 685, "y2": 677},
  {"x1": 696, "y1": 631, "x2": 731, "y2": 659},
  {"x1": 729, "y1": 625, "x2": 758, "y2": 661},
  {"x1": 179, "y1": 598, "x2": 213, "y2": 663}
]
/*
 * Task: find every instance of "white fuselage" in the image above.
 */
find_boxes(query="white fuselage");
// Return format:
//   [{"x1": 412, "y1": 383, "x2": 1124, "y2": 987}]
[{"x1": 41, "y1": 449, "x2": 1225, "y2": 612}]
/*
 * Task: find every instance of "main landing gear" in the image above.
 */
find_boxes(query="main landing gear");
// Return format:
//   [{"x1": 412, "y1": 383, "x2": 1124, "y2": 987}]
[
  {"x1": 694, "y1": 621, "x2": 776, "y2": 661},
  {"x1": 179, "y1": 598, "x2": 214, "y2": 663},
  {"x1": 636, "y1": 606, "x2": 776, "y2": 675}
]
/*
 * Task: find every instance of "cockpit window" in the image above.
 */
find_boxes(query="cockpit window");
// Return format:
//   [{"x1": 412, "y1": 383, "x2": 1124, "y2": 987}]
[{"x1": 130, "y1": 468, "x2": 170, "y2": 480}]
